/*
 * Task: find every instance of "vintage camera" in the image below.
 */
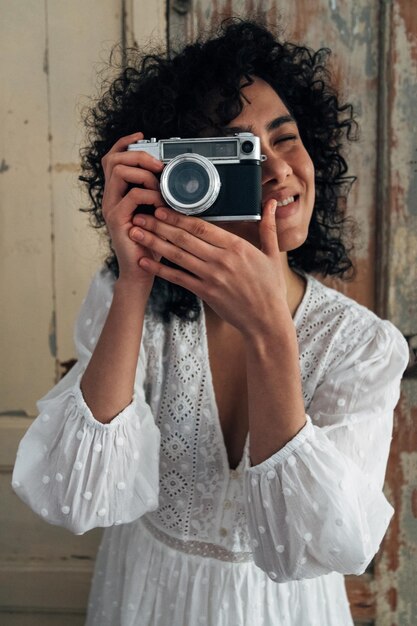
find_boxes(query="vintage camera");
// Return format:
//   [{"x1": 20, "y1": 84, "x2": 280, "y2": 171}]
[{"x1": 127, "y1": 133, "x2": 263, "y2": 221}]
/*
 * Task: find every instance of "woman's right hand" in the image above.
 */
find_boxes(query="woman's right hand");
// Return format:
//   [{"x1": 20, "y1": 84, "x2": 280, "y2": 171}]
[{"x1": 101, "y1": 131, "x2": 165, "y2": 290}]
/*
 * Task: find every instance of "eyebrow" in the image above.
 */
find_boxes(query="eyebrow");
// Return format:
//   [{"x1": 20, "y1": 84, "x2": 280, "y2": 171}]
[{"x1": 224, "y1": 114, "x2": 296, "y2": 135}]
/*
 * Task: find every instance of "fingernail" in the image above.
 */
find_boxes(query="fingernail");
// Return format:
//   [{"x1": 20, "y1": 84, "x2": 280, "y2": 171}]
[
  {"x1": 156, "y1": 208, "x2": 167, "y2": 220},
  {"x1": 271, "y1": 200, "x2": 277, "y2": 214},
  {"x1": 134, "y1": 217, "x2": 146, "y2": 226},
  {"x1": 133, "y1": 228, "x2": 144, "y2": 239}
]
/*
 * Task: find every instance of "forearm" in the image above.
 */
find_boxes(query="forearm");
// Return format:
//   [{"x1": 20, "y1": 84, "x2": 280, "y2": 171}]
[
  {"x1": 80, "y1": 279, "x2": 150, "y2": 423},
  {"x1": 245, "y1": 312, "x2": 306, "y2": 465}
]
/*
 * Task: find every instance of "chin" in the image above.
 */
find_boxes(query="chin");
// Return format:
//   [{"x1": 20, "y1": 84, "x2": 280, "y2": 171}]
[{"x1": 277, "y1": 228, "x2": 308, "y2": 252}]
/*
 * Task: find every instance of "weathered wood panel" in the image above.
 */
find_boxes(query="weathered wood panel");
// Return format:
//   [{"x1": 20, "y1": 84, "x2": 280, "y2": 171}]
[
  {"x1": 0, "y1": 418, "x2": 102, "y2": 612},
  {"x1": 345, "y1": 574, "x2": 375, "y2": 623},
  {"x1": 125, "y1": 0, "x2": 167, "y2": 49},
  {"x1": 47, "y1": 0, "x2": 122, "y2": 377},
  {"x1": 0, "y1": 562, "x2": 93, "y2": 611},
  {"x1": 374, "y1": 1, "x2": 417, "y2": 625},
  {"x1": 1, "y1": 0, "x2": 128, "y2": 621},
  {"x1": 378, "y1": 381, "x2": 417, "y2": 626},
  {"x1": 0, "y1": 0, "x2": 55, "y2": 414},
  {"x1": 0, "y1": 613, "x2": 85, "y2": 626},
  {"x1": 377, "y1": 0, "x2": 417, "y2": 334}
]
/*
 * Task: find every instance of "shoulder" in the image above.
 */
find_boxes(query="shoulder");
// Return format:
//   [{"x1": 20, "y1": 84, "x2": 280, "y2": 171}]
[
  {"x1": 75, "y1": 266, "x2": 116, "y2": 320},
  {"x1": 297, "y1": 274, "x2": 380, "y2": 334},
  {"x1": 296, "y1": 273, "x2": 409, "y2": 380},
  {"x1": 85, "y1": 265, "x2": 116, "y2": 302},
  {"x1": 73, "y1": 266, "x2": 116, "y2": 353}
]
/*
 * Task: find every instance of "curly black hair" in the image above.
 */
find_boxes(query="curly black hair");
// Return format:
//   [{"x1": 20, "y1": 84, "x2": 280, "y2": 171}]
[{"x1": 80, "y1": 18, "x2": 358, "y2": 322}]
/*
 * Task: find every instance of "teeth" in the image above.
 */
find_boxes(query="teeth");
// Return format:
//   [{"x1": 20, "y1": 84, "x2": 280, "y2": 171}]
[{"x1": 276, "y1": 196, "x2": 295, "y2": 207}]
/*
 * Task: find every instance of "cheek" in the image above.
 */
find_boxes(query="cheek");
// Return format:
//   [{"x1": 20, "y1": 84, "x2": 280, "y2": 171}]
[{"x1": 302, "y1": 154, "x2": 315, "y2": 195}]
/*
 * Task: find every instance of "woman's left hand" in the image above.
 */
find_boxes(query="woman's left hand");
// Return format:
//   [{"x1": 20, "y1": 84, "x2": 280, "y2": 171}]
[{"x1": 129, "y1": 200, "x2": 290, "y2": 337}]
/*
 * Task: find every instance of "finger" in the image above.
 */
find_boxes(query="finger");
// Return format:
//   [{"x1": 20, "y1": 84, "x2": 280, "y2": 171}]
[
  {"x1": 259, "y1": 199, "x2": 279, "y2": 256},
  {"x1": 151, "y1": 206, "x2": 235, "y2": 249},
  {"x1": 131, "y1": 213, "x2": 218, "y2": 262},
  {"x1": 105, "y1": 188, "x2": 164, "y2": 225},
  {"x1": 129, "y1": 225, "x2": 208, "y2": 277},
  {"x1": 138, "y1": 256, "x2": 205, "y2": 298},
  {"x1": 105, "y1": 149, "x2": 164, "y2": 176},
  {"x1": 106, "y1": 165, "x2": 160, "y2": 206},
  {"x1": 106, "y1": 132, "x2": 144, "y2": 155}
]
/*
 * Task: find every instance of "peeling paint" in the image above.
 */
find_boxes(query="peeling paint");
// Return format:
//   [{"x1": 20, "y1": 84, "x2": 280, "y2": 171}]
[
  {"x1": 43, "y1": 45, "x2": 49, "y2": 75},
  {"x1": 0, "y1": 158, "x2": 10, "y2": 173},
  {"x1": 49, "y1": 310, "x2": 57, "y2": 357},
  {"x1": 379, "y1": 380, "x2": 417, "y2": 624},
  {"x1": 329, "y1": 4, "x2": 376, "y2": 77},
  {"x1": 411, "y1": 489, "x2": 417, "y2": 519},
  {"x1": 386, "y1": 1, "x2": 417, "y2": 336},
  {"x1": 397, "y1": 464, "x2": 417, "y2": 626},
  {"x1": 397, "y1": 0, "x2": 417, "y2": 64},
  {"x1": 52, "y1": 162, "x2": 79, "y2": 173},
  {"x1": 400, "y1": 452, "x2": 417, "y2": 544},
  {"x1": 389, "y1": 220, "x2": 417, "y2": 335},
  {"x1": 388, "y1": 199, "x2": 417, "y2": 335}
]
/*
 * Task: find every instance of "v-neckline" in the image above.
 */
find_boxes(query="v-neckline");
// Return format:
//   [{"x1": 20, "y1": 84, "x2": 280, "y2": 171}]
[
  {"x1": 200, "y1": 304, "x2": 249, "y2": 474},
  {"x1": 197, "y1": 273, "x2": 312, "y2": 473}
]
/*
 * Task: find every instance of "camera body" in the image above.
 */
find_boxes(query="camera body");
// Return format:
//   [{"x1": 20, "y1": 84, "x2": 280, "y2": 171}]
[{"x1": 127, "y1": 133, "x2": 263, "y2": 221}]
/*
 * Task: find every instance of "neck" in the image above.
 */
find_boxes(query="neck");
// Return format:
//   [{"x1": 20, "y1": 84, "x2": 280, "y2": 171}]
[
  {"x1": 214, "y1": 223, "x2": 306, "y2": 318},
  {"x1": 280, "y1": 253, "x2": 306, "y2": 317}
]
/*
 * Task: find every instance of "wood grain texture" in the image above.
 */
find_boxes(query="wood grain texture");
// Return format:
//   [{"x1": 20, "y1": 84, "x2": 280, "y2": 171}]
[
  {"x1": 0, "y1": 0, "x2": 55, "y2": 414},
  {"x1": 0, "y1": 613, "x2": 86, "y2": 626},
  {"x1": 125, "y1": 0, "x2": 167, "y2": 49},
  {"x1": 345, "y1": 574, "x2": 375, "y2": 623},
  {"x1": 374, "y1": 1, "x2": 417, "y2": 625},
  {"x1": 0, "y1": 562, "x2": 93, "y2": 610},
  {"x1": 46, "y1": 0, "x2": 121, "y2": 373}
]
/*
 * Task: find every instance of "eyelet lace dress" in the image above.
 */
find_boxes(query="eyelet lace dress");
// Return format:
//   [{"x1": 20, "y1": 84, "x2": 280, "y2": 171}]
[{"x1": 12, "y1": 268, "x2": 409, "y2": 626}]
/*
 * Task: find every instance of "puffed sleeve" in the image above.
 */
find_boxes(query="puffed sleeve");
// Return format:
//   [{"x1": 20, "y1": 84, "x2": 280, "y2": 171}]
[
  {"x1": 12, "y1": 268, "x2": 160, "y2": 535},
  {"x1": 244, "y1": 319, "x2": 409, "y2": 582}
]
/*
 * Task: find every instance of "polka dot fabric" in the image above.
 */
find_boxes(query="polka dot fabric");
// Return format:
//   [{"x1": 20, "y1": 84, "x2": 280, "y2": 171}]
[{"x1": 12, "y1": 268, "x2": 409, "y2": 626}]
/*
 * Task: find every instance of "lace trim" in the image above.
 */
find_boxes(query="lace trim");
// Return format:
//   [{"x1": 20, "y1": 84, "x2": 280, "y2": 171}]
[{"x1": 141, "y1": 517, "x2": 253, "y2": 563}]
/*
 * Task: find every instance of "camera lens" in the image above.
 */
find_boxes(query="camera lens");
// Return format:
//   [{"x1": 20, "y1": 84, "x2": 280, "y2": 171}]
[
  {"x1": 160, "y1": 154, "x2": 221, "y2": 215},
  {"x1": 168, "y1": 162, "x2": 210, "y2": 206},
  {"x1": 241, "y1": 140, "x2": 254, "y2": 154}
]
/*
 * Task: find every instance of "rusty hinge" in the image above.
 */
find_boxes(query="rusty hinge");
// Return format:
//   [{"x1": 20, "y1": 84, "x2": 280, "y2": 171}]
[{"x1": 403, "y1": 334, "x2": 417, "y2": 379}]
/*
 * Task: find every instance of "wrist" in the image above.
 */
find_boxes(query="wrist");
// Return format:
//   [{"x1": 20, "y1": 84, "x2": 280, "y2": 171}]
[
  {"x1": 110, "y1": 278, "x2": 152, "y2": 323},
  {"x1": 114, "y1": 275, "x2": 153, "y2": 304},
  {"x1": 242, "y1": 305, "x2": 296, "y2": 348}
]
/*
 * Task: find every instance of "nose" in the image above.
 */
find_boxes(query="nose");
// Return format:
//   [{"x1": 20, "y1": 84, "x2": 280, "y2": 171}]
[{"x1": 261, "y1": 152, "x2": 293, "y2": 186}]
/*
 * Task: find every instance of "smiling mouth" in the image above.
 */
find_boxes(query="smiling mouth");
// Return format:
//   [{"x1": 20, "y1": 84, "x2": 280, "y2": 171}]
[{"x1": 276, "y1": 195, "x2": 298, "y2": 207}]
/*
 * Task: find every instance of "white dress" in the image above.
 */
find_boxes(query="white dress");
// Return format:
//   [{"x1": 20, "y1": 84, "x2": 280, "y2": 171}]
[{"x1": 12, "y1": 268, "x2": 409, "y2": 626}]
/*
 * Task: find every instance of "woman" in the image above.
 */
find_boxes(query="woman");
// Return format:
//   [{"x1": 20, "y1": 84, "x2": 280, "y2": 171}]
[{"x1": 12, "y1": 18, "x2": 409, "y2": 626}]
